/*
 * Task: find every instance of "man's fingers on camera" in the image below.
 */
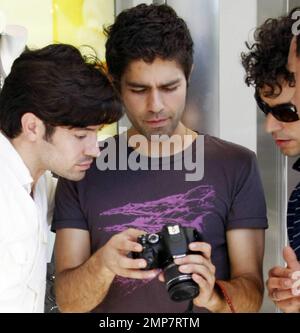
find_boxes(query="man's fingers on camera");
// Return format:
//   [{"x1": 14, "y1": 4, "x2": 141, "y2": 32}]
[
  {"x1": 174, "y1": 254, "x2": 203, "y2": 265},
  {"x1": 119, "y1": 256, "x2": 147, "y2": 270},
  {"x1": 115, "y1": 239, "x2": 143, "y2": 253},
  {"x1": 158, "y1": 272, "x2": 165, "y2": 283},
  {"x1": 268, "y1": 266, "x2": 292, "y2": 278},
  {"x1": 267, "y1": 277, "x2": 293, "y2": 290},
  {"x1": 270, "y1": 288, "x2": 294, "y2": 302},
  {"x1": 192, "y1": 274, "x2": 212, "y2": 295},
  {"x1": 189, "y1": 242, "x2": 211, "y2": 259},
  {"x1": 179, "y1": 264, "x2": 215, "y2": 285},
  {"x1": 123, "y1": 228, "x2": 146, "y2": 239},
  {"x1": 175, "y1": 255, "x2": 215, "y2": 274}
]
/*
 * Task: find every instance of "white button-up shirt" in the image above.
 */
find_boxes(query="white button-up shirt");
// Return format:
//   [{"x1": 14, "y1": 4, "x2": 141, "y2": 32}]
[{"x1": 0, "y1": 133, "x2": 56, "y2": 312}]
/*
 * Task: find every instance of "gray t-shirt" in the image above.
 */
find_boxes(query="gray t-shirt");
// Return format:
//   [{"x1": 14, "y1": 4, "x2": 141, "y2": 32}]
[{"x1": 52, "y1": 134, "x2": 268, "y2": 313}]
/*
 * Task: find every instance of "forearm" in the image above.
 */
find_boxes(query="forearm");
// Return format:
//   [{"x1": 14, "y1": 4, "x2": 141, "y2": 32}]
[
  {"x1": 207, "y1": 274, "x2": 264, "y2": 313},
  {"x1": 55, "y1": 251, "x2": 115, "y2": 313}
]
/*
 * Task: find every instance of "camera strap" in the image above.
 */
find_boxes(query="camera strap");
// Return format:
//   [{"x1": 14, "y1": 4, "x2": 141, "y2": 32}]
[{"x1": 184, "y1": 300, "x2": 194, "y2": 313}]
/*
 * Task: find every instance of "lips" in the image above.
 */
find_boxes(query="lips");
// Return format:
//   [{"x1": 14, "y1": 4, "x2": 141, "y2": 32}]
[
  {"x1": 145, "y1": 118, "x2": 169, "y2": 128},
  {"x1": 275, "y1": 139, "x2": 292, "y2": 147},
  {"x1": 76, "y1": 160, "x2": 93, "y2": 170}
]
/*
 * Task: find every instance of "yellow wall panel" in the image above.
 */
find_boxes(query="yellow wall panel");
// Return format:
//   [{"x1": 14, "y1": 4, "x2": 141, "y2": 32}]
[{"x1": 52, "y1": 0, "x2": 114, "y2": 60}]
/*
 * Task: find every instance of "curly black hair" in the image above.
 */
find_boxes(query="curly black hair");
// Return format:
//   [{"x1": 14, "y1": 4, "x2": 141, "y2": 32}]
[
  {"x1": 104, "y1": 4, "x2": 194, "y2": 90},
  {"x1": 241, "y1": 8, "x2": 300, "y2": 97}
]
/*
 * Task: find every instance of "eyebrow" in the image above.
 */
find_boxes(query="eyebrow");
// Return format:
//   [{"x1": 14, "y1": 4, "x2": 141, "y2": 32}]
[
  {"x1": 125, "y1": 78, "x2": 182, "y2": 89},
  {"x1": 259, "y1": 92, "x2": 293, "y2": 108},
  {"x1": 264, "y1": 97, "x2": 293, "y2": 108}
]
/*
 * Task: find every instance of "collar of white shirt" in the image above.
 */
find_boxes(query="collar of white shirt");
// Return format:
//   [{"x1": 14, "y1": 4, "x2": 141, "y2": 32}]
[{"x1": 0, "y1": 132, "x2": 33, "y2": 193}]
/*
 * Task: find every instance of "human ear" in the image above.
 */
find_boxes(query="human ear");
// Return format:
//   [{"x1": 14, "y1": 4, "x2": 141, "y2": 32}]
[
  {"x1": 287, "y1": 37, "x2": 298, "y2": 73},
  {"x1": 20, "y1": 113, "x2": 43, "y2": 141}
]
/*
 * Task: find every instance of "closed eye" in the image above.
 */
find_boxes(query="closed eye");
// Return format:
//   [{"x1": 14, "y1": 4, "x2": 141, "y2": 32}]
[
  {"x1": 75, "y1": 135, "x2": 87, "y2": 140},
  {"x1": 130, "y1": 88, "x2": 147, "y2": 94},
  {"x1": 162, "y1": 86, "x2": 179, "y2": 92},
  {"x1": 130, "y1": 86, "x2": 178, "y2": 93}
]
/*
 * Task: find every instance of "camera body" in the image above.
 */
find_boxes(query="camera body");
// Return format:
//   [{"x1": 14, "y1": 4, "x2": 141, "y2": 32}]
[{"x1": 132, "y1": 224, "x2": 203, "y2": 302}]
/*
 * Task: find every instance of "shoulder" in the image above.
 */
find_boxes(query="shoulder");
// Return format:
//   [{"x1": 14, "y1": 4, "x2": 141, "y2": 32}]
[
  {"x1": 202, "y1": 135, "x2": 260, "y2": 183},
  {"x1": 203, "y1": 134, "x2": 257, "y2": 164}
]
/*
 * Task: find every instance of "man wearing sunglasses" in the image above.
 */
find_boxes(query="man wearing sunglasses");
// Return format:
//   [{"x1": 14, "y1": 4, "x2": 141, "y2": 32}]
[
  {"x1": 254, "y1": 89, "x2": 299, "y2": 123},
  {"x1": 242, "y1": 8, "x2": 300, "y2": 312}
]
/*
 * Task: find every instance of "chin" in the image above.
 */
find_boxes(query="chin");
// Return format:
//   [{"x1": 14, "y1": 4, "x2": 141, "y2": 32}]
[
  {"x1": 281, "y1": 148, "x2": 300, "y2": 157},
  {"x1": 146, "y1": 128, "x2": 173, "y2": 139},
  {"x1": 58, "y1": 171, "x2": 86, "y2": 181},
  {"x1": 71, "y1": 172, "x2": 86, "y2": 181}
]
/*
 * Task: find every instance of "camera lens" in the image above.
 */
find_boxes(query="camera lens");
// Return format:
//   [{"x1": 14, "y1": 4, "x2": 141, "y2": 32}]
[{"x1": 164, "y1": 263, "x2": 199, "y2": 302}]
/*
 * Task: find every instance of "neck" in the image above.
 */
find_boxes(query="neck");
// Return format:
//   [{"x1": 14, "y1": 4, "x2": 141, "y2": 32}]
[
  {"x1": 127, "y1": 122, "x2": 198, "y2": 157},
  {"x1": 11, "y1": 137, "x2": 45, "y2": 186}
]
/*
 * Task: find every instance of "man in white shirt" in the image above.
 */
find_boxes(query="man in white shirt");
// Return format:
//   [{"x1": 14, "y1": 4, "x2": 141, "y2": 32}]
[{"x1": 0, "y1": 43, "x2": 122, "y2": 312}]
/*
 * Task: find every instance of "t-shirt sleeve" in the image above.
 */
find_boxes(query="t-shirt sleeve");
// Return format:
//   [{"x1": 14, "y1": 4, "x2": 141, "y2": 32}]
[
  {"x1": 51, "y1": 177, "x2": 88, "y2": 232},
  {"x1": 226, "y1": 151, "x2": 268, "y2": 230}
]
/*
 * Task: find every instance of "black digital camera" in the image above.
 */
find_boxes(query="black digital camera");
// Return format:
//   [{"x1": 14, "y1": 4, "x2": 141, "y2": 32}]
[{"x1": 132, "y1": 224, "x2": 203, "y2": 302}]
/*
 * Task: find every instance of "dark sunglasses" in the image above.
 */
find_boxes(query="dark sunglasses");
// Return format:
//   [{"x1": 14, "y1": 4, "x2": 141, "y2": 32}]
[{"x1": 255, "y1": 89, "x2": 299, "y2": 123}]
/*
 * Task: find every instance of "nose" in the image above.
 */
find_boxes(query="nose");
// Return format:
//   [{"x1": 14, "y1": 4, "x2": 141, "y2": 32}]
[
  {"x1": 264, "y1": 113, "x2": 284, "y2": 134},
  {"x1": 84, "y1": 134, "x2": 100, "y2": 158},
  {"x1": 147, "y1": 89, "x2": 164, "y2": 113}
]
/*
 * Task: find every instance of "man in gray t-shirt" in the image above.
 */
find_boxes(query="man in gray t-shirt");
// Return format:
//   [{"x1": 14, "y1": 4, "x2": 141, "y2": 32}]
[
  {"x1": 52, "y1": 4, "x2": 268, "y2": 313},
  {"x1": 53, "y1": 134, "x2": 267, "y2": 313}
]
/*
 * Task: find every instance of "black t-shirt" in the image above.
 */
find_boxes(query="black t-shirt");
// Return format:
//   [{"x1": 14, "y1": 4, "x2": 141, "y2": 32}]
[
  {"x1": 287, "y1": 158, "x2": 300, "y2": 260},
  {"x1": 52, "y1": 134, "x2": 268, "y2": 313}
]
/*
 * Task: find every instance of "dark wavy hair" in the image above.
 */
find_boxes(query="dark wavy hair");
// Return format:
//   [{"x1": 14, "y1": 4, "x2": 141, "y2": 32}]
[
  {"x1": 104, "y1": 4, "x2": 194, "y2": 90},
  {"x1": 0, "y1": 43, "x2": 123, "y2": 139},
  {"x1": 241, "y1": 8, "x2": 300, "y2": 96}
]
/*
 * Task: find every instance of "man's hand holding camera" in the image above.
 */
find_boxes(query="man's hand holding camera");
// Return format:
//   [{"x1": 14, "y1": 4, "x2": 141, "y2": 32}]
[
  {"x1": 174, "y1": 242, "x2": 222, "y2": 311},
  {"x1": 158, "y1": 241, "x2": 222, "y2": 311},
  {"x1": 132, "y1": 223, "x2": 229, "y2": 311},
  {"x1": 99, "y1": 228, "x2": 159, "y2": 280}
]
